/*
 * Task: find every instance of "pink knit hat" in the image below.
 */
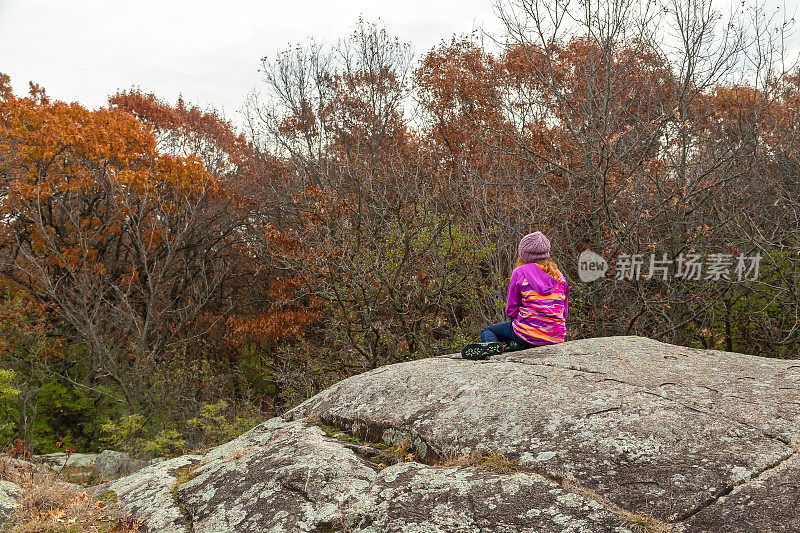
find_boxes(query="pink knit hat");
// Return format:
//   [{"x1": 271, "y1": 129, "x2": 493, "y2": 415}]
[{"x1": 518, "y1": 232, "x2": 551, "y2": 262}]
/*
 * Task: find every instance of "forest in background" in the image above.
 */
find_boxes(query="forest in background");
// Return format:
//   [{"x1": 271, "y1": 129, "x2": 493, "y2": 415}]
[{"x1": 1, "y1": 0, "x2": 799, "y2": 456}]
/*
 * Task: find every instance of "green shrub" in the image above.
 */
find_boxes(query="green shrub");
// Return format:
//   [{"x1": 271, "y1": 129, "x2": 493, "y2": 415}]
[{"x1": 0, "y1": 369, "x2": 19, "y2": 444}]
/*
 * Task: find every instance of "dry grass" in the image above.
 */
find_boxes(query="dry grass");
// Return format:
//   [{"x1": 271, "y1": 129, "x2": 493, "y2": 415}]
[
  {"x1": 174, "y1": 463, "x2": 202, "y2": 486},
  {"x1": 381, "y1": 438, "x2": 417, "y2": 463},
  {"x1": 304, "y1": 412, "x2": 322, "y2": 424},
  {"x1": 0, "y1": 454, "x2": 140, "y2": 533},
  {"x1": 560, "y1": 473, "x2": 673, "y2": 533},
  {"x1": 311, "y1": 417, "x2": 424, "y2": 468},
  {"x1": 437, "y1": 450, "x2": 521, "y2": 473},
  {"x1": 358, "y1": 438, "x2": 421, "y2": 468},
  {"x1": 0, "y1": 456, "x2": 50, "y2": 485}
]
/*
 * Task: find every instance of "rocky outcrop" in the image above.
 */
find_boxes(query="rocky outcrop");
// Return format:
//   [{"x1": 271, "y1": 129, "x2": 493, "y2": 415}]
[
  {"x1": 93, "y1": 455, "x2": 202, "y2": 532},
  {"x1": 355, "y1": 460, "x2": 627, "y2": 532},
  {"x1": 174, "y1": 418, "x2": 629, "y2": 532},
  {"x1": 0, "y1": 480, "x2": 22, "y2": 523},
  {"x1": 37, "y1": 449, "x2": 153, "y2": 480},
  {"x1": 95, "y1": 450, "x2": 155, "y2": 478},
  {"x1": 98, "y1": 336, "x2": 800, "y2": 532},
  {"x1": 177, "y1": 418, "x2": 379, "y2": 531}
]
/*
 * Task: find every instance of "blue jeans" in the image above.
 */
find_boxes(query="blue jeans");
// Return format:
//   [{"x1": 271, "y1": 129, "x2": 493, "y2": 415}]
[{"x1": 480, "y1": 321, "x2": 533, "y2": 347}]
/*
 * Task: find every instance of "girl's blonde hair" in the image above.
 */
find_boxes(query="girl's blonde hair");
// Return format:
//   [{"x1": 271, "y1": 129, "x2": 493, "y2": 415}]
[{"x1": 516, "y1": 256, "x2": 562, "y2": 280}]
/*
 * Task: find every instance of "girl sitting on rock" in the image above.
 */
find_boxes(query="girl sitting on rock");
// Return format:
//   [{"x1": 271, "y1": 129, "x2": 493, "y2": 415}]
[{"x1": 461, "y1": 231, "x2": 569, "y2": 360}]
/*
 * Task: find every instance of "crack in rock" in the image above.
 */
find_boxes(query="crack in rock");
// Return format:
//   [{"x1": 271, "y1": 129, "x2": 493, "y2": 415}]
[
  {"x1": 500, "y1": 353, "x2": 796, "y2": 447},
  {"x1": 678, "y1": 444, "x2": 800, "y2": 525}
]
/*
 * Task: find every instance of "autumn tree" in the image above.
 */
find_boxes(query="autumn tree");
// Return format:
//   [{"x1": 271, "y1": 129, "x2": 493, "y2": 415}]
[
  {"x1": 0, "y1": 80, "x2": 244, "y2": 412},
  {"x1": 248, "y1": 21, "x2": 492, "y2": 380},
  {"x1": 414, "y1": 37, "x2": 538, "y2": 327}
]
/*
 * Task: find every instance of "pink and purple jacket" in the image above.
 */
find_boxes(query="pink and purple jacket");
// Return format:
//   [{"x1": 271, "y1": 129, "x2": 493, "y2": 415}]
[{"x1": 505, "y1": 263, "x2": 569, "y2": 345}]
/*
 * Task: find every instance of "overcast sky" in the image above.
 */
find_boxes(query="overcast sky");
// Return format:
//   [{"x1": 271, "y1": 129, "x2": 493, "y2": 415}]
[
  {"x1": 1, "y1": 0, "x2": 797, "y2": 125},
  {"x1": 0, "y1": 0, "x2": 502, "y2": 121}
]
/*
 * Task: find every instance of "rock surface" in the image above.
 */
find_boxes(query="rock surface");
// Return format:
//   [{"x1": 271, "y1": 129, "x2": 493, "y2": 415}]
[
  {"x1": 0, "y1": 480, "x2": 22, "y2": 523},
  {"x1": 94, "y1": 450, "x2": 153, "y2": 478},
  {"x1": 177, "y1": 418, "x2": 378, "y2": 532},
  {"x1": 37, "y1": 451, "x2": 99, "y2": 469},
  {"x1": 37, "y1": 449, "x2": 152, "y2": 480},
  {"x1": 94, "y1": 455, "x2": 202, "y2": 532},
  {"x1": 684, "y1": 448, "x2": 800, "y2": 532},
  {"x1": 100, "y1": 336, "x2": 800, "y2": 531},
  {"x1": 359, "y1": 461, "x2": 629, "y2": 532},
  {"x1": 176, "y1": 418, "x2": 630, "y2": 532}
]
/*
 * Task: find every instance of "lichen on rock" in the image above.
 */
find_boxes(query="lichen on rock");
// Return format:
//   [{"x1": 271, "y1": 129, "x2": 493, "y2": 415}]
[
  {"x1": 0, "y1": 480, "x2": 22, "y2": 524},
  {"x1": 93, "y1": 454, "x2": 202, "y2": 532}
]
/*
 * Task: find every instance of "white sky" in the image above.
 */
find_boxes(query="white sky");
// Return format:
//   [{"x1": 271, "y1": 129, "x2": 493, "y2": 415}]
[
  {"x1": 1, "y1": 0, "x2": 797, "y2": 124},
  {"x1": 0, "y1": 0, "x2": 501, "y2": 121}
]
